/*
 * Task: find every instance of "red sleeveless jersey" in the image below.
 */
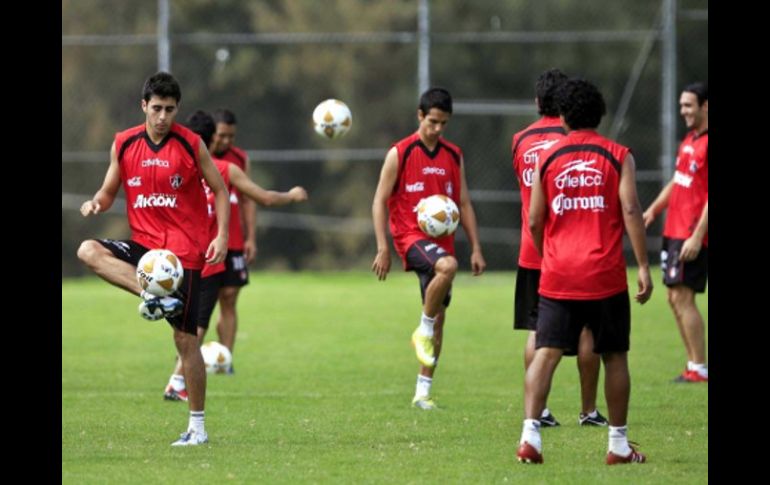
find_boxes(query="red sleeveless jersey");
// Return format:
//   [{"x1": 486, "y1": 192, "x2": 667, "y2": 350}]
[
  {"x1": 116, "y1": 123, "x2": 209, "y2": 269},
  {"x1": 218, "y1": 146, "x2": 248, "y2": 250},
  {"x1": 663, "y1": 130, "x2": 708, "y2": 246},
  {"x1": 512, "y1": 116, "x2": 566, "y2": 269},
  {"x1": 538, "y1": 130, "x2": 630, "y2": 299},
  {"x1": 387, "y1": 132, "x2": 462, "y2": 263},
  {"x1": 201, "y1": 158, "x2": 232, "y2": 277}
]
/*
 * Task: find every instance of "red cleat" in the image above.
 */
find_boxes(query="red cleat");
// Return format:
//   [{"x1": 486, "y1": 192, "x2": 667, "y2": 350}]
[
  {"x1": 606, "y1": 444, "x2": 647, "y2": 465},
  {"x1": 516, "y1": 442, "x2": 543, "y2": 464},
  {"x1": 673, "y1": 370, "x2": 708, "y2": 383}
]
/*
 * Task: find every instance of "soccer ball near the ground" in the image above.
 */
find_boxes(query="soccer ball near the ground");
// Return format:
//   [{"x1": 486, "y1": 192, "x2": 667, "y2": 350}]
[
  {"x1": 201, "y1": 341, "x2": 232, "y2": 374},
  {"x1": 312, "y1": 99, "x2": 352, "y2": 139},
  {"x1": 416, "y1": 194, "x2": 460, "y2": 238},
  {"x1": 136, "y1": 249, "x2": 184, "y2": 297}
]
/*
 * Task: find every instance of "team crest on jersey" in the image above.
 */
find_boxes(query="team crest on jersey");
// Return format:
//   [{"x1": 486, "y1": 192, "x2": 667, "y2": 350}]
[
  {"x1": 169, "y1": 173, "x2": 184, "y2": 190},
  {"x1": 445, "y1": 182, "x2": 454, "y2": 196},
  {"x1": 689, "y1": 160, "x2": 698, "y2": 173}
]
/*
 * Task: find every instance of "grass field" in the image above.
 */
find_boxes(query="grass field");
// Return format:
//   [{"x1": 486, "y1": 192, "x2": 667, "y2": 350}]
[{"x1": 62, "y1": 270, "x2": 707, "y2": 483}]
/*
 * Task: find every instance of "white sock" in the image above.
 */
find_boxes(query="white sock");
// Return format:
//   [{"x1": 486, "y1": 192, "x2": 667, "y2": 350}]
[
  {"x1": 608, "y1": 425, "x2": 631, "y2": 456},
  {"x1": 520, "y1": 419, "x2": 542, "y2": 452},
  {"x1": 169, "y1": 374, "x2": 185, "y2": 391},
  {"x1": 415, "y1": 374, "x2": 432, "y2": 398},
  {"x1": 687, "y1": 361, "x2": 695, "y2": 371},
  {"x1": 691, "y1": 363, "x2": 708, "y2": 378},
  {"x1": 417, "y1": 312, "x2": 436, "y2": 338},
  {"x1": 189, "y1": 411, "x2": 205, "y2": 434},
  {"x1": 586, "y1": 409, "x2": 598, "y2": 418},
  {"x1": 540, "y1": 407, "x2": 551, "y2": 418}
]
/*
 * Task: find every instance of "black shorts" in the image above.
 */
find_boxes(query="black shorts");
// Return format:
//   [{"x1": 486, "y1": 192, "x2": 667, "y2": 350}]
[
  {"x1": 661, "y1": 237, "x2": 708, "y2": 293},
  {"x1": 404, "y1": 240, "x2": 453, "y2": 308},
  {"x1": 535, "y1": 290, "x2": 631, "y2": 354},
  {"x1": 514, "y1": 267, "x2": 540, "y2": 331},
  {"x1": 221, "y1": 250, "x2": 249, "y2": 288},
  {"x1": 94, "y1": 238, "x2": 201, "y2": 336},
  {"x1": 198, "y1": 272, "x2": 225, "y2": 330}
]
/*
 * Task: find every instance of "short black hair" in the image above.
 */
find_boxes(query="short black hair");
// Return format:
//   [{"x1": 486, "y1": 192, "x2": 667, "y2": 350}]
[
  {"x1": 536, "y1": 68, "x2": 568, "y2": 116},
  {"x1": 142, "y1": 71, "x2": 181, "y2": 103},
  {"x1": 419, "y1": 87, "x2": 452, "y2": 115},
  {"x1": 185, "y1": 110, "x2": 215, "y2": 146},
  {"x1": 683, "y1": 82, "x2": 708, "y2": 106},
  {"x1": 213, "y1": 108, "x2": 237, "y2": 125},
  {"x1": 555, "y1": 78, "x2": 606, "y2": 130}
]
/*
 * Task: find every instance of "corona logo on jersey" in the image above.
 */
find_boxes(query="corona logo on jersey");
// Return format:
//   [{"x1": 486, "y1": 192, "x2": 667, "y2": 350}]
[
  {"x1": 551, "y1": 193, "x2": 606, "y2": 216},
  {"x1": 133, "y1": 193, "x2": 178, "y2": 209}
]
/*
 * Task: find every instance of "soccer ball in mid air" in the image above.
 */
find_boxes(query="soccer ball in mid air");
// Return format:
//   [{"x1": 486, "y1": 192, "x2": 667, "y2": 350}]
[
  {"x1": 201, "y1": 341, "x2": 232, "y2": 374},
  {"x1": 136, "y1": 249, "x2": 184, "y2": 297},
  {"x1": 312, "y1": 99, "x2": 352, "y2": 139},
  {"x1": 416, "y1": 194, "x2": 460, "y2": 238}
]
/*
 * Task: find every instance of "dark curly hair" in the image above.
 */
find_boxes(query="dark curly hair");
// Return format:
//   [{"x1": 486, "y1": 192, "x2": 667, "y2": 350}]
[
  {"x1": 683, "y1": 82, "x2": 708, "y2": 106},
  {"x1": 555, "y1": 78, "x2": 606, "y2": 130},
  {"x1": 536, "y1": 68, "x2": 568, "y2": 116},
  {"x1": 419, "y1": 87, "x2": 453, "y2": 115},
  {"x1": 185, "y1": 110, "x2": 215, "y2": 147},
  {"x1": 142, "y1": 71, "x2": 181, "y2": 103}
]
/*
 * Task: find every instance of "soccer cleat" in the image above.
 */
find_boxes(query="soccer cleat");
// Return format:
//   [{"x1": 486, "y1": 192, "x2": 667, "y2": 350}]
[
  {"x1": 516, "y1": 442, "x2": 544, "y2": 464},
  {"x1": 412, "y1": 395, "x2": 436, "y2": 410},
  {"x1": 606, "y1": 443, "x2": 646, "y2": 465},
  {"x1": 139, "y1": 296, "x2": 184, "y2": 321},
  {"x1": 673, "y1": 369, "x2": 708, "y2": 383},
  {"x1": 171, "y1": 429, "x2": 208, "y2": 446},
  {"x1": 411, "y1": 330, "x2": 436, "y2": 368},
  {"x1": 539, "y1": 411, "x2": 560, "y2": 427},
  {"x1": 163, "y1": 384, "x2": 188, "y2": 402},
  {"x1": 579, "y1": 410, "x2": 609, "y2": 426}
]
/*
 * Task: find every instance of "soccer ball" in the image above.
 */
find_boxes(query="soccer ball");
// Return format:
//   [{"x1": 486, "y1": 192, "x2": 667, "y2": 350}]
[
  {"x1": 136, "y1": 249, "x2": 184, "y2": 297},
  {"x1": 312, "y1": 99, "x2": 352, "y2": 139},
  {"x1": 416, "y1": 194, "x2": 460, "y2": 238},
  {"x1": 200, "y1": 341, "x2": 232, "y2": 374}
]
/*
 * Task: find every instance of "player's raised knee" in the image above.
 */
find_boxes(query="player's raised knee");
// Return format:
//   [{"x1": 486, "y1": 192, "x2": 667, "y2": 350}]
[
  {"x1": 76, "y1": 240, "x2": 102, "y2": 266},
  {"x1": 435, "y1": 255, "x2": 458, "y2": 277}
]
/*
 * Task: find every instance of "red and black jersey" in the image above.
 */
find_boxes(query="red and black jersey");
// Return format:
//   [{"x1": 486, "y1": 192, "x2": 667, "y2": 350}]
[
  {"x1": 217, "y1": 146, "x2": 248, "y2": 250},
  {"x1": 116, "y1": 123, "x2": 209, "y2": 270},
  {"x1": 664, "y1": 130, "x2": 708, "y2": 246},
  {"x1": 201, "y1": 158, "x2": 232, "y2": 278},
  {"x1": 387, "y1": 132, "x2": 462, "y2": 264},
  {"x1": 537, "y1": 130, "x2": 630, "y2": 299},
  {"x1": 511, "y1": 116, "x2": 566, "y2": 269}
]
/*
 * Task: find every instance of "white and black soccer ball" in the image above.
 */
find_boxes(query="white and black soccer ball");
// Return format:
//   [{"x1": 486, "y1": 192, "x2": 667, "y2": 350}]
[
  {"x1": 200, "y1": 341, "x2": 232, "y2": 375},
  {"x1": 416, "y1": 194, "x2": 460, "y2": 238},
  {"x1": 136, "y1": 249, "x2": 184, "y2": 297},
  {"x1": 312, "y1": 99, "x2": 352, "y2": 139}
]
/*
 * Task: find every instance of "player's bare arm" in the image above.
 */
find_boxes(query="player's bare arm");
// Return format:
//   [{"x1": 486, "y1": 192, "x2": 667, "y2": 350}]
[
  {"x1": 371, "y1": 147, "x2": 398, "y2": 281},
  {"x1": 642, "y1": 178, "x2": 674, "y2": 228},
  {"x1": 619, "y1": 154, "x2": 653, "y2": 304},
  {"x1": 198, "y1": 139, "x2": 230, "y2": 264},
  {"x1": 81, "y1": 142, "x2": 121, "y2": 217},
  {"x1": 228, "y1": 164, "x2": 308, "y2": 206},
  {"x1": 680, "y1": 200, "x2": 708, "y2": 262},
  {"x1": 528, "y1": 161, "x2": 547, "y2": 255},
  {"x1": 458, "y1": 157, "x2": 486, "y2": 276},
  {"x1": 241, "y1": 154, "x2": 259, "y2": 263}
]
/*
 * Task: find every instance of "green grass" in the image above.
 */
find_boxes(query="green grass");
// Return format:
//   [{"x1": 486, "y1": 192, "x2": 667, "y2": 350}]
[{"x1": 62, "y1": 270, "x2": 707, "y2": 483}]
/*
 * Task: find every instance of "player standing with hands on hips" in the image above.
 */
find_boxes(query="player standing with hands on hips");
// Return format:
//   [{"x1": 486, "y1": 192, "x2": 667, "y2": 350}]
[{"x1": 372, "y1": 87, "x2": 486, "y2": 410}]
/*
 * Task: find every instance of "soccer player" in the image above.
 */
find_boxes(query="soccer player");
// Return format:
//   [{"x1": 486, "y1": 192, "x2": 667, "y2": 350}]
[
  {"x1": 164, "y1": 110, "x2": 308, "y2": 401},
  {"x1": 516, "y1": 79, "x2": 652, "y2": 465},
  {"x1": 208, "y1": 109, "x2": 257, "y2": 370},
  {"x1": 77, "y1": 72, "x2": 230, "y2": 446},
  {"x1": 512, "y1": 68, "x2": 607, "y2": 427},
  {"x1": 643, "y1": 82, "x2": 708, "y2": 383},
  {"x1": 372, "y1": 87, "x2": 486, "y2": 410}
]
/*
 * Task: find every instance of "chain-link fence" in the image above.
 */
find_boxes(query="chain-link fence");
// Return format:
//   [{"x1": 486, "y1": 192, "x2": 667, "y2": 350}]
[{"x1": 62, "y1": 0, "x2": 707, "y2": 276}]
